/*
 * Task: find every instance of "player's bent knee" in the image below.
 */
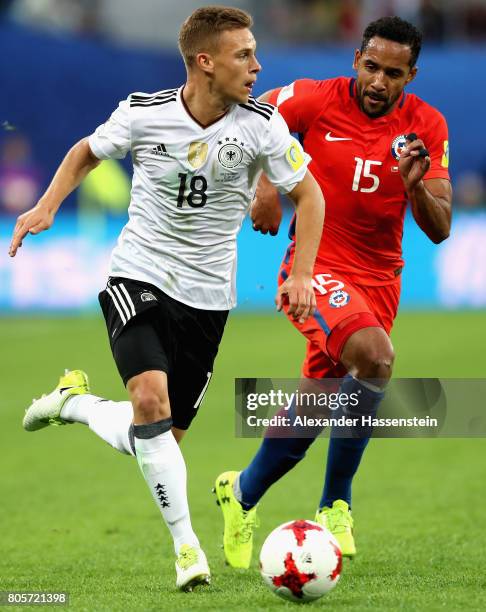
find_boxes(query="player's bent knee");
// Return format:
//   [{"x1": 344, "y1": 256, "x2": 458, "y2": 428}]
[
  {"x1": 358, "y1": 346, "x2": 395, "y2": 381},
  {"x1": 127, "y1": 371, "x2": 171, "y2": 424},
  {"x1": 341, "y1": 327, "x2": 395, "y2": 383},
  {"x1": 132, "y1": 394, "x2": 170, "y2": 424}
]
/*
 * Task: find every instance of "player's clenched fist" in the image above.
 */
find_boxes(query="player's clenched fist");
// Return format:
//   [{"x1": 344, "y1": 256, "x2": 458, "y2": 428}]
[
  {"x1": 9, "y1": 203, "x2": 55, "y2": 257},
  {"x1": 399, "y1": 133, "x2": 431, "y2": 193},
  {"x1": 250, "y1": 174, "x2": 282, "y2": 235},
  {"x1": 276, "y1": 274, "x2": 316, "y2": 324}
]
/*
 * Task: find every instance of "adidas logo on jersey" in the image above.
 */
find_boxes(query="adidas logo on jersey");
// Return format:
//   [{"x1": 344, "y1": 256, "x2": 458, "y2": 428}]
[{"x1": 151, "y1": 143, "x2": 173, "y2": 158}]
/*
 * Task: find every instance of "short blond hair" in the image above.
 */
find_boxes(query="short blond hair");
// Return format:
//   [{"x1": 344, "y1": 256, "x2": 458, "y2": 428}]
[{"x1": 178, "y1": 5, "x2": 253, "y2": 68}]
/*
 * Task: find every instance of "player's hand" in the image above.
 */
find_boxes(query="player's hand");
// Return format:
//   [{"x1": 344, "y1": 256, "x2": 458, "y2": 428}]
[
  {"x1": 276, "y1": 274, "x2": 316, "y2": 324},
  {"x1": 250, "y1": 181, "x2": 282, "y2": 235},
  {"x1": 9, "y1": 203, "x2": 55, "y2": 257},
  {"x1": 399, "y1": 133, "x2": 431, "y2": 193}
]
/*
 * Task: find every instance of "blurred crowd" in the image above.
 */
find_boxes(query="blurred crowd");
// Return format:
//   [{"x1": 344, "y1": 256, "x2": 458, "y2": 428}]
[
  {"x1": 0, "y1": 132, "x2": 131, "y2": 216},
  {"x1": 0, "y1": 134, "x2": 42, "y2": 215},
  {"x1": 2, "y1": 0, "x2": 486, "y2": 216},
  {"x1": 1, "y1": 131, "x2": 486, "y2": 215},
  {"x1": 454, "y1": 171, "x2": 486, "y2": 213},
  {"x1": 4, "y1": 0, "x2": 486, "y2": 46},
  {"x1": 252, "y1": 0, "x2": 486, "y2": 45}
]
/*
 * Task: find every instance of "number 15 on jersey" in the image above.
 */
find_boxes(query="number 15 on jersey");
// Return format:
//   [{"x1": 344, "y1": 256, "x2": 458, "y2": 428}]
[{"x1": 352, "y1": 157, "x2": 382, "y2": 193}]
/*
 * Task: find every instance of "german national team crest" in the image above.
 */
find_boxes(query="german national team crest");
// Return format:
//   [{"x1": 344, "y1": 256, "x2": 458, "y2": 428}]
[
  {"x1": 391, "y1": 134, "x2": 408, "y2": 160},
  {"x1": 329, "y1": 290, "x2": 350, "y2": 308},
  {"x1": 188, "y1": 141, "x2": 208, "y2": 169},
  {"x1": 140, "y1": 291, "x2": 157, "y2": 302},
  {"x1": 217, "y1": 138, "x2": 244, "y2": 169}
]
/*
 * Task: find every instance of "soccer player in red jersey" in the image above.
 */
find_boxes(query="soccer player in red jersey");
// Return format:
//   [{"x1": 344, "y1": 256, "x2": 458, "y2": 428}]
[{"x1": 215, "y1": 16, "x2": 452, "y2": 567}]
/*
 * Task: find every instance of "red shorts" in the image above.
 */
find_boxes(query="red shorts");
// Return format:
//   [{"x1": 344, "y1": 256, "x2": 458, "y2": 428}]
[{"x1": 279, "y1": 257, "x2": 401, "y2": 378}]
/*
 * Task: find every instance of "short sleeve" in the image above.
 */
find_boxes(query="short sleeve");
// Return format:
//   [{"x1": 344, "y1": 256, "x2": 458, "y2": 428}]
[
  {"x1": 88, "y1": 99, "x2": 131, "y2": 160},
  {"x1": 423, "y1": 110, "x2": 450, "y2": 181},
  {"x1": 268, "y1": 79, "x2": 324, "y2": 134},
  {"x1": 259, "y1": 110, "x2": 311, "y2": 194}
]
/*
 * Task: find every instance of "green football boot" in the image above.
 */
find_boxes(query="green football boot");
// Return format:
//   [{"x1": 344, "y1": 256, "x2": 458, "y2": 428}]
[
  {"x1": 22, "y1": 369, "x2": 90, "y2": 431},
  {"x1": 315, "y1": 499, "x2": 356, "y2": 558},
  {"x1": 175, "y1": 544, "x2": 211, "y2": 592},
  {"x1": 214, "y1": 471, "x2": 258, "y2": 569}
]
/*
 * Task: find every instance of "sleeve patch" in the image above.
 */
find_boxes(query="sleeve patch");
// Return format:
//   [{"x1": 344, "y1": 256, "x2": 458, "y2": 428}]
[
  {"x1": 441, "y1": 140, "x2": 449, "y2": 168},
  {"x1": 285, "y1": 142, "x2": 305, "y2": 172}
]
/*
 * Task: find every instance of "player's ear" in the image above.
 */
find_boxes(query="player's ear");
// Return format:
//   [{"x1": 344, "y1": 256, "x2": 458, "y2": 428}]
[
  {"x1": 406, "y1": 66, "x2": 418, "y2": 85},
  {"x1": 352, "y1": 49, "x2": 361, "y2": 71},
  {"x1": 195, "y1": 52, "x2": 214, "y2": 74}
]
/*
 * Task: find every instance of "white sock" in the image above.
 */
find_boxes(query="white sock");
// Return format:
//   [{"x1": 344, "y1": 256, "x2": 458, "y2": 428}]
[
  {"x1": 134, "y1": 431, "x2": 199, "y2": 554},
  {"x1": 233, "y1": 472, "x2": 243, "y2": 502},
  {"x1": 61, "y1": 395, "x2": 134, "y2": 456}
]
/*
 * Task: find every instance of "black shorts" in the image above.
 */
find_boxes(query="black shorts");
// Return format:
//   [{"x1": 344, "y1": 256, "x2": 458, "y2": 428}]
[{"x1": 99, "y1": 277, "x2": 228, "y2": 430}]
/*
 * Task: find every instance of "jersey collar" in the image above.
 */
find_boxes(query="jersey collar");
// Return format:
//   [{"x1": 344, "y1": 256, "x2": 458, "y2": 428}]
[{"x1": 178, "y1": 86, "x2": 231, "y2": 130}]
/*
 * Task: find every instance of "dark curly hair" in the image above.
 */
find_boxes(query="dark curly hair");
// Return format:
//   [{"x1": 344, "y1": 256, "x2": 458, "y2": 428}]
[{"x1": 361, "y1": 16, "x2": 422, "y2": 67}]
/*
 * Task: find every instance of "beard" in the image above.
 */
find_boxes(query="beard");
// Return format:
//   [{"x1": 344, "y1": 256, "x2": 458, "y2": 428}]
[{"x1": 358, "y1": 90, "x2": 402, "y2": 118}]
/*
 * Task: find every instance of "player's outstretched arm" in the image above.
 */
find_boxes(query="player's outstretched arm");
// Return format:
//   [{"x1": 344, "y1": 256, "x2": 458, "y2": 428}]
[
  {"x1": 251, "y1": 173, "x2": 283, "y2": 235},
  {"x1": 399, "y1": 135, "x2": 451, "y2": 244},
  {"x1": 9, "y1": 138, "x2": 101, "y2": 257},
  {"x1": 276, "y1": 170, "x2": 324, "y2": 324}
]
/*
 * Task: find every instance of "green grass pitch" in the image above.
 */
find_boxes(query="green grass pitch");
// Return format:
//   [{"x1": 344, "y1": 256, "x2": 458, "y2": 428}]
[{"x1": 1, "y1": 311, "x2": 485, "y2": 611}]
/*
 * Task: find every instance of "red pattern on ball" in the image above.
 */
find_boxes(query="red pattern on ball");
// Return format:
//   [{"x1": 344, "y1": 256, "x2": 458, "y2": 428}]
[
  {"x1": 272, "y1": 552, "x2": 317, "y2": 598},
  {"x1": 283, "y1": 520, "x2": 323, "y2": 546},
  {"x1": 329, "y1": 541, "x2": 342, "y2": 580}
]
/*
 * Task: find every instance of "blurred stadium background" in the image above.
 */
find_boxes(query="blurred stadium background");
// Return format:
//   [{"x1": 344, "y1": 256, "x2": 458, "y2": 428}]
[
  {"x1": 1, "y1": 0, "x2": 486, "y2": 311},
  {"x1": 1, "y1": 2, "x2": 486, "y2": 609}
]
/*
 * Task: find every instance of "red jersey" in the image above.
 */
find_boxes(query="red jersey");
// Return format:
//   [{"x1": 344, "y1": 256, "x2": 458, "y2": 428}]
[{"x1": 269, "y1": 77, "x2": 450, "y2": 285}]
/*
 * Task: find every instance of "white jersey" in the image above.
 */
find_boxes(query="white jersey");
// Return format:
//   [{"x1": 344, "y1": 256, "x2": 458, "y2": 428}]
[{"x1": 88, "y1": 86, "x2": 310, "y2": 310}]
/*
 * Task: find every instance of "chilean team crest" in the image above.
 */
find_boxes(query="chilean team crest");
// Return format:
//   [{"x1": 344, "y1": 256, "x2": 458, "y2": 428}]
[
  {"x1": 391, "y1": 134, "x2": 408, "y2": 160},
  {"x1": 329, "y1": 290, "x2": 350, "y2": 308}
]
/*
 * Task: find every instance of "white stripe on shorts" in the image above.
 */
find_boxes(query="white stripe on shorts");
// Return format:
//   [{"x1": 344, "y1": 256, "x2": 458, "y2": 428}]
[
  {"x1": 194, "y1": 372, "x2": 212, "y2": 409},
  {"x1": 112, "y1": 284, "x2": 132, "y2": 322},
  {"x1": 106, "y1": 286, "x2": 127, "y2": 325},
  {"x1": 119, "y1": 283, "x2": 137, "y2": 317}
]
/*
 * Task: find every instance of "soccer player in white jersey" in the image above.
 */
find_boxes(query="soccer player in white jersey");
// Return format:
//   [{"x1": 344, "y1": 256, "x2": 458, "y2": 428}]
[{"x1": 9, "y1": 6, "x2": 324, "y2": 591}]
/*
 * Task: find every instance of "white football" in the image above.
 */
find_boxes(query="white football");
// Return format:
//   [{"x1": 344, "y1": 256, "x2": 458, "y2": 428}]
[{"x1": 259, "y1": 519, "x2": 342, "y2": 603}]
